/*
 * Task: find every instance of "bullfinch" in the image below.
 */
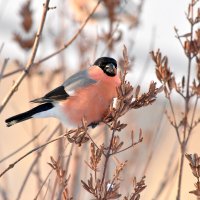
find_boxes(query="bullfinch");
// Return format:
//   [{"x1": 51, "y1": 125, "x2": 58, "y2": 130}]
[{"x1": 5, "y1": 57, "x2": 121, "y2": 128}]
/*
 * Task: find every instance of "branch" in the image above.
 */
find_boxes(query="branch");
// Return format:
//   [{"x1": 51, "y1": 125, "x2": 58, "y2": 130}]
[
  {"x1": 0, "y1": 0, "x2": 51, "y2": 113},
  {"x1": 0, "y1": 126, "x2": 47, "y2": 164},
  {"x1": 33, "y1": 169, "x2": 53, "y2": 200},
  {"x1": 100, "y1": 128, "x2": 116, "y2": 189},
  {"x1": 186, "y1": 96, "x2": 199, "y2": 144},
  {"x1": 2, "y1": 0, "x2": 102, "y2": 80},
  {"x1": 34, "y1": 0, "x2": 102, "y2": 65},
  {"x1": 110, "y1": 130, "x2": 143, "y2": 156},
  {"x1": 0, "y1": 58, "x2": 9, "y2": 82},
  {"x1": 16, "y1": 126, "x2": 69, "y2": 200},
  {"x1": 2, "y1": 68, "x2": 24, "y2": 79},
  {"x1": 0, "y1": 43, "x2": 4, "y2": 55},
  {"x1": 167, "y1": 95, "x2": 182, "y2": 145},
  {"x1": 0, "y1": 124, "x2": 61, "y2": 178}
]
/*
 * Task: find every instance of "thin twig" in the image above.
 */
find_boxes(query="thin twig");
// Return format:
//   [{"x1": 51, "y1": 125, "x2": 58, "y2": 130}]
[
  {"x1": 0, "y1": 0, "x2": 51, "y2": 113},
  {"x1": 42, "y1": 179, "x2": 51, "y2": 200},
  {"x1": 0, "y1": 124, "x2": 61, "y2": 178},
  {"x1": 100, "y1": 129, "x2": 116, "y2": 189},
  {"x1": 55, "y1": 142, "x2": 73, "y2": 200},
  {"x1": 85, "y1": 132, "x2": 105, "y2": 156},
  {"x1": 168, "y1": 95, "x2": 182, "y2": 145},
  {"x1": 177, "y1": 4, "x2": 195, "y2": 199},
  {"x1": 0, "y1": 58, "x2": 9, "y2": 81},
  {"x1": 142, "y1": 104, "x2": 166, "y2": 175},
  {"x1": 163, "y1": 166, "x2": 178, "y2": 200},
  {"x1": 0, "y1": 126, "x2": 47, "y2": 164},
  {"x1": 100, "y1": 22, "x2": 120, "y2": 56},
  {"x1": 154, "y1": 161, "x2": 178, "y2": 200},
  {"x1": 34, "y1": 0, "x2": 102, "y2": 66},
  {"x1": 176, "y1": 89, "x2": 185, "y2": 99},
  {"x1": 174, "y1": 28, "x2": 187, "y2": 56},
  {"x1": 186, "y1": 96, "x2": 199, "y2": 144},
  {"x1": 28, "y1": 76, "x2": 42, "y2": 194},
  {"x1": 0, "y1": 43, "x2": 4, "y2": 55},
  {"x1": 2, "y1": 0, "x2": 101, "y2": 80},
  {"x1": 34, "y1": 169, "x2": 53, "y2": 200},
  {"x1": 2, "y1": 68, "x2": 24, "y2": 79},
  {"x1": 16, "y1": 153, "x2": 42, "y2": 200},
  {"x1": 137, "y1": 26, "x2": 156, "y2": 84},
  {"x1": 110, "y1": 131, "x2": 143, "y2": 156},
  {"x1": 15, "y1": 124, "x2": 60, "y2": 200},
  {"x1": 158, "y1": 142, "x2": 178, "y2": 198}
]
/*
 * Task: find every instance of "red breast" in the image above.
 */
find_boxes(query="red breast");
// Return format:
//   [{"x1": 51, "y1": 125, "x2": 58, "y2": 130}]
[{"x1": 60, "y1": 66, "x2": 121, "y2": 126}]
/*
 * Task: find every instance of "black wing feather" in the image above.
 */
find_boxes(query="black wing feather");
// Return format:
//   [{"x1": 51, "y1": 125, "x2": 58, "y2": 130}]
[
  {"x1": 31, "y1": 69, "x2": 97, "y2": 104},
  {"x1": 31, "y1": 86, "x2": 69, "y2": 103}
]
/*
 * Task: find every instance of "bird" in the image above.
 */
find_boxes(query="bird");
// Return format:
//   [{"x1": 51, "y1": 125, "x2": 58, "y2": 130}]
[{"x1": 5, "y1": 57, "x2": 121, "y2": 128}]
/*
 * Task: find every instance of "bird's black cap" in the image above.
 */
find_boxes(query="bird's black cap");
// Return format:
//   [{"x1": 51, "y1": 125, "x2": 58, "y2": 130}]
[{"x1": 93, "y1": 57, "x2": 117, "y2": 68}]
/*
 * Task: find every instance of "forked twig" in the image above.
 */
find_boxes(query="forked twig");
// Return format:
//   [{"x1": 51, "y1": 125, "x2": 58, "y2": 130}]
[
  {"x1": 0, "y1": 0, "x2": 51, "y2": 113},
  {"x1": 0, "y1": 126, "x2": 47, "y2": 164},
  {"x1": 1, "y1": 0, "x2": 102, "y2": 81},
  {"x1": 34, "y1": 0, "x2": 102, "y2": 66},
  {"x1": 0, "y1": 124, "x2": 61, "y2": 178},
  {"x1": 34, "y1": 169, "x2": 53, "y2": 200}
]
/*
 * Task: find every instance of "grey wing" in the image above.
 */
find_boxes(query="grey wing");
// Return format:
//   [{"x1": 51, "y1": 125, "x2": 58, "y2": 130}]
[
  {"x1": 31, "y1": 69, "x2": 97, "y2": 103},
  {"x1": 63, "y1": 69, "x2": 97, "y2": 95}
]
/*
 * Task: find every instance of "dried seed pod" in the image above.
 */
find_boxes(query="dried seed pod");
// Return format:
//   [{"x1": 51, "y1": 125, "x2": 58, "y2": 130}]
[
  {"x1": 20, "y1": 1, "x2": 33, "y2": 32},
  {"x1": 186, "y1": 153, "x2": 200, "y2": 197}
]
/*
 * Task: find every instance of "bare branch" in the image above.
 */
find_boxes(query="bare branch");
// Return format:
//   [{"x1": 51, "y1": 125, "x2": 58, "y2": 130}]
[
  {"x1": 0, "y1": 0, "x2": 51, "y2": 113},
  {"x1": 2, "y1": 68, "x2": 24, "y2": 79},
  {"x1": 0, "y1": 124, "x2": 60, "y2": 178},
  {"x1": 0, "y1": 58, "x2": 9, "y2": 81},
  {"x1": 33, "y1": 169, "x2": 53, "y2": 200},
  {"x1": 34, "y1": 0, "x2": 102, "y2": 66},
  {"x1": 0, "y1": 126, "x2": 47, "y2": 164}
]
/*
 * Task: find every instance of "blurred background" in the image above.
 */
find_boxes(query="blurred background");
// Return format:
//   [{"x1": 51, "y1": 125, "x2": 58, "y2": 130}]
[{"x1": 0, "y1": 0, "x2": 200, "y2": 199}]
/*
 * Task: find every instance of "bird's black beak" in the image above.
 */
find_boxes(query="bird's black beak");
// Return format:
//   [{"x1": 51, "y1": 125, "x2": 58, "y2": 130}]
[{"x1": 104, "y1": 63, "x2": 117, "y2": 77}]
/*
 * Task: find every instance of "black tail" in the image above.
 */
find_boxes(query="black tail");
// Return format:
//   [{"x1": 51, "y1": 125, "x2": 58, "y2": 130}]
[{"x1": 5, "y1": 103, "x2": 54, "y2": 127}]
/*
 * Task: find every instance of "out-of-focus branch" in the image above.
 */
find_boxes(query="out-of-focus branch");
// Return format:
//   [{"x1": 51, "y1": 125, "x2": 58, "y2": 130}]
[
  {"x1": 151, "y1": 1, "x2": 200, "y2": 199},
  {"x1": 0, "y1": 126, "x2": 47, "y2": 164},
  {"x1": 0, "y1": 0, "x2": 51, "y2": 113},
  {"x1": 15, "y1": 125, "x2": 60, "y2": 200},
  {"x1": 2, "y1": 68, "x2": 24, "y2": 79},
  {"x1": 1, "y1": 0, "x2": 102, "y2": 81},
  {"x1": 100, "y1": 129, "x2": 115, "y2": 189},
  {"x1": 0, "y1": 43, "x2": 4, "y2": 54},
  {"x1": 33, "y1": 169, "x2": 53, "y2": 200},
  {"x1": 0, "y1": 125, "x2": 64, "y2": 178},
  {"x1": 185, "y1": 153, "x2": 200, "y2": 198},
  {"x1": 34, "y1": 0, "x2": 102, "y2": 66},
  {"x1": 0, "y1": 123, "x2": 88, "y2": 178},
  {"x1": 0, "y1": 58, "x2": 9, "y2": 82}
]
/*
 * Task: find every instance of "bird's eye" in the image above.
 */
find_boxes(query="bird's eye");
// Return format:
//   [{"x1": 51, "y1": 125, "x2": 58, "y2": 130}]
[
  {"x1": 105, "y1": 63, "x2": 116, "y2": 69},
  {"x1": 104, "y1": 63, "x2": 117, "y2": 76}
]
